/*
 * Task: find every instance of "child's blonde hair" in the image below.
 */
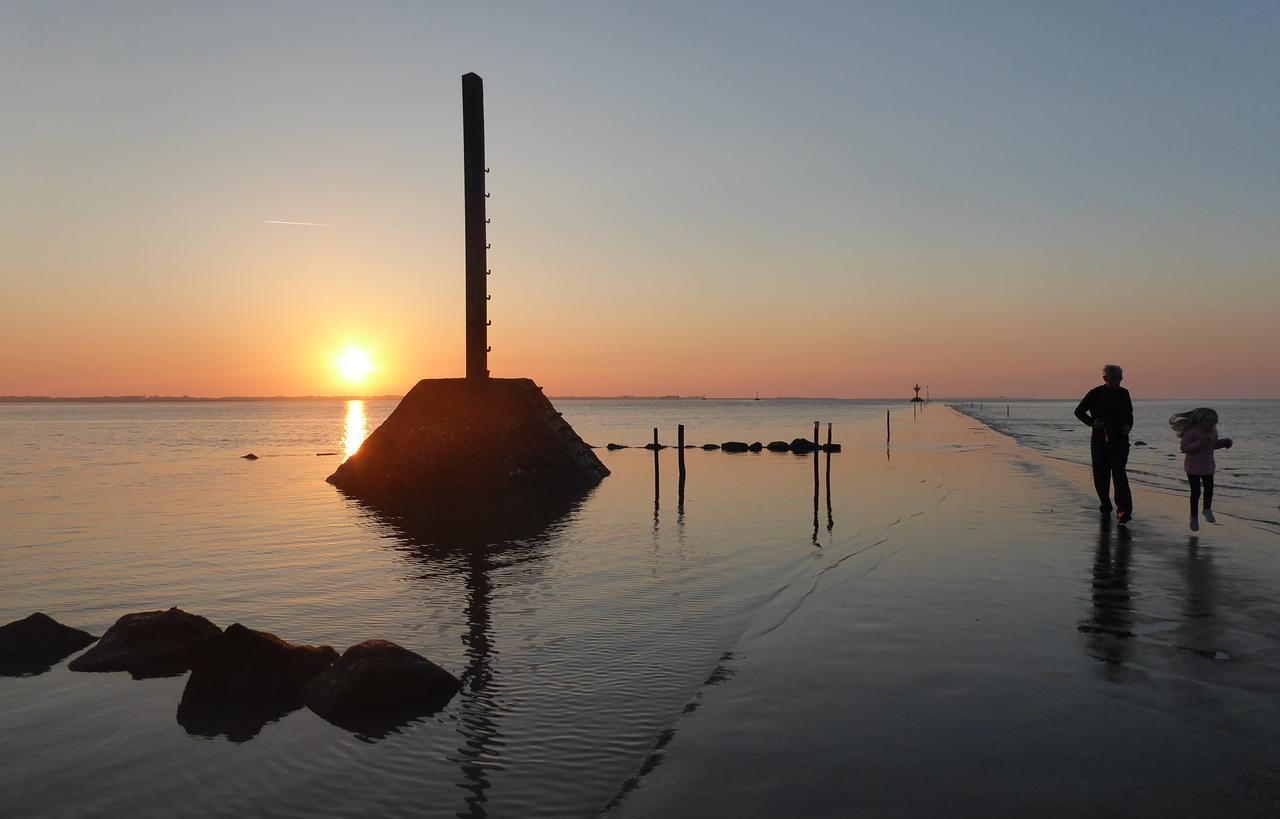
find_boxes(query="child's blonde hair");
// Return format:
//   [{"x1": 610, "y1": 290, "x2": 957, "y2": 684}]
[{"x1": 1169, "y1": 407, "x2": 1218, "y2": 434}]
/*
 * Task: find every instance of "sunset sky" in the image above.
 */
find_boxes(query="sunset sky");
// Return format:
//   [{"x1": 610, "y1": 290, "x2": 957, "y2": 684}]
[{"x1": 3, "y1": 2, "x2": 1277, "y2": 398}]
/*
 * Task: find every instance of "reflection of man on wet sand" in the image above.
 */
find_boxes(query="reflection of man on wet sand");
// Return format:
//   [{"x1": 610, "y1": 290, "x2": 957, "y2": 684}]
[
  {"x1": 1075, "y1": 364, "x2": 1134, "y2": 523},
  {"x1": 1081, "y1": 520, "x2": 1134, "y2": 678}
]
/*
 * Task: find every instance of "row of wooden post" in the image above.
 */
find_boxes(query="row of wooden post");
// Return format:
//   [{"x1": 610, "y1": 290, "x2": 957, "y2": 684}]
[
  {"x1": 650, "y1": 423, "x2": 832, "y2": 455},
  {"x1": 649, "y1": 421, "x2": 836, "y2": 541}
]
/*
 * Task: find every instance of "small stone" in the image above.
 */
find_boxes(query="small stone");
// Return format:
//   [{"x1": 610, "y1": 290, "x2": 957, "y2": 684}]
[
  {"x1": 765, "y1": 441, "x2": 790, "y2": 452},
  {"x1": 242, "y1": 453, "x2": 259, "y2": 460},
  {"x1": 721, "y1": 441, "x2": 749, "y2": 453},
  {"x1": 747, "y1": 442, "x2": 763, "y2": 452}
]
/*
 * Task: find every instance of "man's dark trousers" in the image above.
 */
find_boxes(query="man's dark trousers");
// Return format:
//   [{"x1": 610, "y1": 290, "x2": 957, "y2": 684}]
[{"x1": 1091, "y1": 433, "x2": 1132, "y2": 514}]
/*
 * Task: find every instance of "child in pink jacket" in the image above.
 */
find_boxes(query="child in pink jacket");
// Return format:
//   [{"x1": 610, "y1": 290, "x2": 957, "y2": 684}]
[{"x1": 1169, "y1": 408, "x2": 1234, "y2": 531}]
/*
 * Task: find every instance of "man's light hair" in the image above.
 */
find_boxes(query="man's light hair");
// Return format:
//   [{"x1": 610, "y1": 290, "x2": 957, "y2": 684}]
[{"x1": 1103, "y1": 364, "x2": 1124, "y2": 378}]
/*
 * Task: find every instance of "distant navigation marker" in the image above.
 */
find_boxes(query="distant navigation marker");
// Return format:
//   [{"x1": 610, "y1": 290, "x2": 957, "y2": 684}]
[
  {"x1": 326, "y1": 73, "x2": 609, "y2": 529},
  {"x1": 911, "y1": 383, "x2": 924, "y2": 403}
]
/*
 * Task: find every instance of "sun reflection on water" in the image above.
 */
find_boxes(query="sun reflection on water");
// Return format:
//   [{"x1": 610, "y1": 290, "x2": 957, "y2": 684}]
[{"x1": 344, "y1": 399, "x2": 368, "y2": 458}]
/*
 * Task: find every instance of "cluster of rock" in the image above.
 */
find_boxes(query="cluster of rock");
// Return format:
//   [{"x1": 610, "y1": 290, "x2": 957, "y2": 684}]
[
  {"x1": 606, "y1": 438, "x2": 841, "y2": 454},
  {"x1": 1, "y1": 608, "x2": 460, "y2": 741}
]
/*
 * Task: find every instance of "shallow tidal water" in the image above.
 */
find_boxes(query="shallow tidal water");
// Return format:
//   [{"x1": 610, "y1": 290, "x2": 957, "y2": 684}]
[
  {"x1": 5, "y1": 398, "x2": 1279, "y2": 817},
  {"x1": 1, "y1": 398, "x2": 913, "y2": 818}
]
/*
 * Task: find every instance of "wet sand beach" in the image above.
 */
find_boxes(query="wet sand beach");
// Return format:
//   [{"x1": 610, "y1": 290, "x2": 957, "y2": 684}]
[{"x1": 614, "y1": 406, "x2": 1280, "y2": 818}]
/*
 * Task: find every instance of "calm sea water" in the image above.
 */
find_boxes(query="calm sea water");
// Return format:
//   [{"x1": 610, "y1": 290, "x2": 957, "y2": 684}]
[
  {"x1": 952, "y1": 400, "x2": 1280, "y2": 533},
  {"x1": 0, "y1": 398, "x2": 909, "y2": 818}
]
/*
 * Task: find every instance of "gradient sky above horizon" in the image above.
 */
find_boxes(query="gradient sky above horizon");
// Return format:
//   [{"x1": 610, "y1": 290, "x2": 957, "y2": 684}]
[{"x1": 3, "y1": 2, "x2": 1278, "y2": 399}]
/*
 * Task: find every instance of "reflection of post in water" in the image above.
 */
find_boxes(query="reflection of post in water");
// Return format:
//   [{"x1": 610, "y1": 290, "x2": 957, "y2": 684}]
[
  {"x1": 348, "y1": 482, "x2": 591, "y2": 815},
  {"x1": 652, "y1": 427, "x2": 660, "y2": 530},
  {"x1": 825, "y1": 423, "x2": 834, "y2": 533},
  {"x1": 1081, "y1": 519, "x2": 1134, "y2": 678},
  {"x1": 811, "y1": 421, "x2": 820, "y2": 544},
  {"x1": 457, "y1": 548, "x2": 496, "y2": 815}
]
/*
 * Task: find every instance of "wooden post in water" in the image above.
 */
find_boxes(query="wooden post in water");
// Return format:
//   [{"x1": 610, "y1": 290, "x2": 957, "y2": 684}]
[
  {"x1": 462, "y1": 73, "x2": 488, "y2": 380},
  {"x1": 813, "y1": 421, "x2": 819, "y2": 448},
  {"x1": 826, "y1": 422, "x2": 832, "y2": 448},
  {"x1": 886, "y1": 410, "x2": 891, "y2": 445},
  {"x1": 677, "y1": 424, "x2": 686, "y2": 515}
]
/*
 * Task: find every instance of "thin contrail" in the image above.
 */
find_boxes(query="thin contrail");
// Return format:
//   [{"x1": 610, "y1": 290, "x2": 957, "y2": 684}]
[{"x1": 263, "y1": 220, "x2": 336, "y2": 227}]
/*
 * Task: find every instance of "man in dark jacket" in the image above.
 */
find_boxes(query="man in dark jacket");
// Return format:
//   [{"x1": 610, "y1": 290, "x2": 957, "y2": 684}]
[{"x1": 1075, "y1": 364, "x2": 1134, "y2": 523}]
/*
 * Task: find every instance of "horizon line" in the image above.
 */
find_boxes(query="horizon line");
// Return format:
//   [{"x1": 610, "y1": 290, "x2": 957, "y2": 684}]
[{"x1": 2, "y1": 394, "x2": 1276, "y2": 404}]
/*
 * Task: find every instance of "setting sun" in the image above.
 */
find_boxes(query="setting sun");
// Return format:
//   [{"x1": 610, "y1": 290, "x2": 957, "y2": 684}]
[{"x1": 335, "y1": 347, "x2": 374, "y2": 384}]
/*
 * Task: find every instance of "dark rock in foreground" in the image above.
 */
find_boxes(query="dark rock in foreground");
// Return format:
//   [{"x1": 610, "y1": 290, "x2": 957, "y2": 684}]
[
  {"x1": 765, "y1": 441, "x2": 790, "y2": 452},
  {"x1": 822, "y1": 443, "x2": 842, "y2": 453},
  {"x1": 721, "y1": 441, "x2": 749, "y2": 453},
  {"x1": 606, "y1": 443, "x2": 628, "y2": 450},
  {"x1": 241, "y1": 453, "x2": 258, "y2": 460},
  {"x1": 748, "y1": 442, "x2": 763, "y2": 452},
  {"x1": 327, "y1": 378, "x2": 608, "y2": 515},
  {"x1": 69, "y1": 607, "x2": 221, "y2": 677},
  {"x1": 184, "y1": 623, "x2": 338, "y2": 702},
  {"x1": 303, "y1": 640, "x2": 460, "y2": 737},
  {"x1": 176, "y1": 623, "x2": 334, "y2": 742},
  {"x1": 0, "y1": 613, "x2": 97, "y2": 677},
  {"x1": 701, "y1": 443, "x2": 721, "y2": 450}
]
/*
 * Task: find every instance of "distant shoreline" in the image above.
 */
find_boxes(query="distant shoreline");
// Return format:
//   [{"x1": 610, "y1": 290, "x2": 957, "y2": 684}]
[
  {"x1": 0, "y1": 395, "x2": 404, "y2": 404},
  {"x1": 2, "y1": 395, "x2": 1270, "y2": 404}
]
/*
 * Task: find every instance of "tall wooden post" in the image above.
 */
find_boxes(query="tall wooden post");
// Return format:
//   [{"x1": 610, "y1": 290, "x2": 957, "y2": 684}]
[{"x1": 462, "y1": 73, "x2": 488, "y2": 380}]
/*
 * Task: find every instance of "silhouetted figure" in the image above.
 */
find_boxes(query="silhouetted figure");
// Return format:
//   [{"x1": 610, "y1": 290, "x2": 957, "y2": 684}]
[
  {"x1": 1169, "y1": 407, "x2": 1234, "y2": 531},
  {"x1": 1074, "y1": 364, "x2": 1134, "y2": 523}
]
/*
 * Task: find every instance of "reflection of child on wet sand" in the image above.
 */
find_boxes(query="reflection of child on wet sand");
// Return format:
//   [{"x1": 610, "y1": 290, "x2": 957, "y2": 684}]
[{"x1": 1169, "y1": 408, "x2": 1234, "y2": 532}]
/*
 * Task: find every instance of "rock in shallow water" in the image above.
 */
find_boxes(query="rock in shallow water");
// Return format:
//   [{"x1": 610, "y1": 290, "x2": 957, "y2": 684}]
[
  {"x1": 789, "y1": 437, "x2": 818, "y2": 454},
  {"x1": 175, "y1": 623, "x2": 335, "y2": 742},
  {"x1": 184, "y1": 623, "x2": 338, "y2": 701},
  {"x1": 69, "y1": 607, "x2": 221, "y2": 677},
  {"x1": 0, "y1": 613, "x2": 97, "y2": 676},
  {"x1": 302, "y1": 640, "x2": 460, "y2": 736}
]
